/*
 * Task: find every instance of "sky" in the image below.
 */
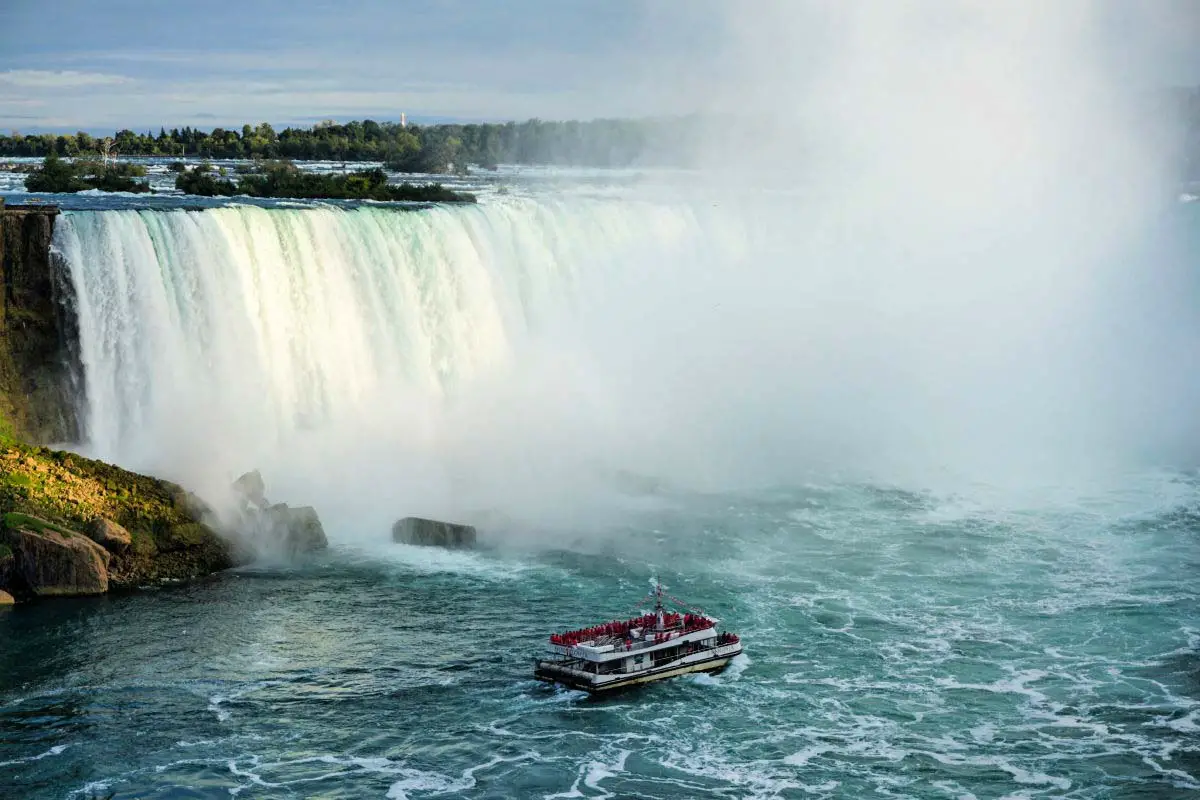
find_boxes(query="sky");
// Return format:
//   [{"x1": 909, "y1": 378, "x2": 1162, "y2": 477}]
[{"x1": 0, "y1": 1, "x2": 1199, "y2": 133}]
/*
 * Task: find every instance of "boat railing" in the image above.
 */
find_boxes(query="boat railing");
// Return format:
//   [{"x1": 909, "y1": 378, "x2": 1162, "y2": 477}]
[{"x1": 549, "y1": 612, "x2": 717, "y2": 649}]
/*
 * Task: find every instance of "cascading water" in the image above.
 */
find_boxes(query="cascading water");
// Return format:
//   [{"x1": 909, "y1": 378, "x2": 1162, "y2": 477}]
[
  {"x1": 52, "y1": 198, "x2": 748, "y2": 533},
  {"x1": 50, "y1": 193, "x2": 1200, "y2": 535}
]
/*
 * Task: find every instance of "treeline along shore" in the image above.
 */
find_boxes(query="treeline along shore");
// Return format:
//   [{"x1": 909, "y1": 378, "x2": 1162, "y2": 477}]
[
  {"x1": 1, "y1": 90, "x2": 1199, "y2": 178},
  {"x1": 0, "y1": 116, "x2": 709, "y2": 173},
  {"x1": 22, "y1": 155, "x2": 478, "y2": 202}
]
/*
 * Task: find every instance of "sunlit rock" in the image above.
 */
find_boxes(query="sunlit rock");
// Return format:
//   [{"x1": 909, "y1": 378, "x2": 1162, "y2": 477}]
[
  {"x1": 5, "y1": 515, "x2": 109, "y2": 596},
  {"x1": 86, "y1": 517, "x2": 132, "y2": 554}
]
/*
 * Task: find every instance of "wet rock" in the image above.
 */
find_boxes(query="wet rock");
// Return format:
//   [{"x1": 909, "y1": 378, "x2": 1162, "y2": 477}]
[
  {"x1": 0, "y1": 589, "x2": 13, "y2": 605},
  {"x1": 232, "y1": 470, "x2": 268, "y2": 509},
  {"x1": 86, "y1": 517, "x2": 132, "y2": 553},
  {"x1": 264, "y1": 504, "x2": 328, "y2": 555},
  {"x1": 227, "y1": 471, "x2": 326, "y2": 557},
  {"x1": 392, "y1": 517, "x2": 477, "y2": 549}
]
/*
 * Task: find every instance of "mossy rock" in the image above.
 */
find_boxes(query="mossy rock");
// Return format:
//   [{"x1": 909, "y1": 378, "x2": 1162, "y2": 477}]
[
  {"x1": 3, "y1": 511, "x2": 78, "y2": 537},
  {"x1": 4, "y1": 515, "x2": 110, "y2": 596},
  {"x1": 129, "y1": 527, "x2": 157, "y2": 557},
  {"x1": 0, "y1": 443, "x2": 236, "y2": 592},
  {"x1": 163, "y1": 522, "x2": 215, "y2": 550}
]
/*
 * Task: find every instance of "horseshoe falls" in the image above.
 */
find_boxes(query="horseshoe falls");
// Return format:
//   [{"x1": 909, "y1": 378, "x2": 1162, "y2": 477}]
[
  {"x1": 53, "y1": 198, "x2": 750, "y2": 531},
  {"x1": 2, "y1": 194, "x2": 1197, "y2": 799}
]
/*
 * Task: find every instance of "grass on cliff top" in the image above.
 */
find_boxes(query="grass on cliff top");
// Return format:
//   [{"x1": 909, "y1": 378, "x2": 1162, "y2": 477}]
[{"x1": 2, "y1": 511, "x2": 79, "y2": 538}]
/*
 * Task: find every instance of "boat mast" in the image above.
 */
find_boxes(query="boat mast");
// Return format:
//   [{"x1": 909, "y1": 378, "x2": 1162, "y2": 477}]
[{"x1": 654, "y1": 577, "x2": 665, "y2": 631}]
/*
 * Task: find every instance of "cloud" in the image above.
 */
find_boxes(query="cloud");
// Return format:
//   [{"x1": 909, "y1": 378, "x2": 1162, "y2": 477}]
[
  {"x1": 0, "y1": 69, "x2": 131, "y2": 89},
  {"x1": 0, "y1": 3, "x2": 1196, "y2": 131}
]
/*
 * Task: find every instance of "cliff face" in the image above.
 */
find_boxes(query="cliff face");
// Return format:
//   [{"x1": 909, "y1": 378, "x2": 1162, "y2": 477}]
[{"x1": 0, "y1": 203, "x2": 81, "y2": 444}]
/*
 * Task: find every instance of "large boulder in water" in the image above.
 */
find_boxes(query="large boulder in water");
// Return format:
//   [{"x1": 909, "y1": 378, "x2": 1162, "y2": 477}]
[
  {"x1": 392, "y1": 517, "x2": 477, "y2": 549},
  {"x1": 264, "y1": 504, "x2": 328, "y2": 555},
  {"x1": 4, "y1": 515, "x2": 109, "y2": 596},
  {"x1": 0, "y1": 589, "x2": 13, "y2": 606}
]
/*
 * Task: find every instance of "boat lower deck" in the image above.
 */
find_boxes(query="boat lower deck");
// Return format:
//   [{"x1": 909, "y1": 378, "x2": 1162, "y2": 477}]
[{"x1": 535, "y1": 643, "x2": 742, "y2": 693}]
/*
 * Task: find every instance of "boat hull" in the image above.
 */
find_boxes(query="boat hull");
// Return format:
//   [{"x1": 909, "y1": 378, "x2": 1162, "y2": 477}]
[{"x1": 534, "y1": 645, "x2": 741, "y2": 694}]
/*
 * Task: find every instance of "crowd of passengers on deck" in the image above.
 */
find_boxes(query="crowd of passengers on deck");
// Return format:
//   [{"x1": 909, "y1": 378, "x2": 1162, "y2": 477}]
[{"x1": 549, "y1": 612, "x2": 716, "y2": 648}]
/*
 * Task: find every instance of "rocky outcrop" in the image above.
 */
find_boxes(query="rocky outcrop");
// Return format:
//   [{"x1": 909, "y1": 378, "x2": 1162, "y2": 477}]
[
  {"x1": 0, "y1": 444, "x2": 236, "y2": 601},
  {"x1": 232, "y1": 469, "x2": 267, "y2": 510},
  {"x1": 0, "y1": 204, "x2": 81, "y2": 444},
  {"x1": 231, "y1": 470, "x2": 328, "y2": 556},
  {"x1": 4, "y1": 514, "x2": 109, "y2": 596},
  {"x1": 0, "y1": 589, "x2": 13, "y2": 605},
  {"x1": 265, "y1": 504, "x2": 328, "y2": 555},
  {"x1": 392, "y1": 516, "x2": 477, "y2": 549},
  {"x1": 86, "y1": 517, "x2": 132, "y2": 553}
]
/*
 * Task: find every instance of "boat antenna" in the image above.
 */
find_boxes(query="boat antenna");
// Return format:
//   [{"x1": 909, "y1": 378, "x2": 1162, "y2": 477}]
[{"x1": 654, "y1": 576, "x2": 666, "y2": 631}]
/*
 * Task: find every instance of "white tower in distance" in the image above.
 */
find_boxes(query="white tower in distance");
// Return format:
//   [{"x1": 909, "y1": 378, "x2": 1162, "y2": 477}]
[{"x1": 401, "y1": 112, "x2": 407, "y2": 128}]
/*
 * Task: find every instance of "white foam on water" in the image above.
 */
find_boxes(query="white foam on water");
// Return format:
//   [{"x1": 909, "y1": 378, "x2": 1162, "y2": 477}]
[
  {"x1": 934, "y1": 669, "x2": 1049, "y2": 707},
  {"x1": 385, "y1": 768, "x2": 473, "y2": 800},
  {"x1": 658, "y1": 744, "x2": 807, "y2": 800},
  {"x1": 337, "y1": 540, "x2": 534, "y2": 582},
  {"x1": 544, "y1": 749, "x2": 630, "y2": 800},
  {"x1": 969, "y1": 723, "x2": 996, "y2": 744},
  {"x1": 783, "y1": 744, "x2": 833, "y2": 767},
  {"x1": 207, "y1": 695, "x2": 231, "y2": 722},
  {"x1": 226, "y1": 752, "x2": 498, "y2": 798},
  {"x1": 69, "y1": 780, "x2": 112, "y2": 799},
  {"x1": 723, "y1": 653, "x2": 750, "y2": 680},
  {"x1": 1140, "y1": 754, "x2": 1200, "y2": 790},
  {"x1": 386, "y1": 752, "x2": 537, "y2": 799},
  {"x1": 927, "y1": 752, "x2": 1071, "y2": 792},
  {"x1": 0, "y1": 743, "x2": 70, "y2": 767}
]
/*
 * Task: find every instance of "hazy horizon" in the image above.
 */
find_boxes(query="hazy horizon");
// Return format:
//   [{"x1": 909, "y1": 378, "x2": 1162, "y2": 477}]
[{"x1": 2, "y1": 1, "x2": 1199, "y2": 132}]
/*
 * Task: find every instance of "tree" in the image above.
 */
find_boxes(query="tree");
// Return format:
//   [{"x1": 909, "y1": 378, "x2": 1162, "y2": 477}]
[{"x1": 24, "y1": 154, "x2": 85, "y2": 192}]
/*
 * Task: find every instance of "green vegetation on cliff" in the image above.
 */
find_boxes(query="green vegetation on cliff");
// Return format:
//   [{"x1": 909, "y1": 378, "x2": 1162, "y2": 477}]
[
  {"x1": 24, "y1": 154, "x2": 151, "y2": 194},
  {"x1": 176, "y1": 160, "x2": 475, "y2": 202},
  {"x1": 0, "y1": 440, "x2": 234, "y2": 595}
]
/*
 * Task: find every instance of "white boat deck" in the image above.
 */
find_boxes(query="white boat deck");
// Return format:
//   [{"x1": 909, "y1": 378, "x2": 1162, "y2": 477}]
[{"x1": 549, "y1": 624, "x2": 719, "y2": 662}]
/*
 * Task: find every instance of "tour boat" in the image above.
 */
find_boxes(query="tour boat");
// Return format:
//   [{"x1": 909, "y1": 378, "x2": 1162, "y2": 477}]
[{"x1": 533, "y1": 581, "x2": 743, "y2": 693}]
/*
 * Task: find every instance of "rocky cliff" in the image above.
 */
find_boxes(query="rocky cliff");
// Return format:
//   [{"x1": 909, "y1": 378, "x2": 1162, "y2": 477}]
[
  {"x1": 0, "y1": 203, "x2": 327, "y2": 605},
  {"x1": 0, "y1": 202, "x2": 80, "y2": 444},
  {"x1": 0, "y1": 442, "x2": 236, "y2": 599}
]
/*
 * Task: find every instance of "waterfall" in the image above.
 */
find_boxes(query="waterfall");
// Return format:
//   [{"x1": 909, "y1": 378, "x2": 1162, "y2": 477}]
[
  {"x1": 52, "y1": 198, "x2": 742, "y2": 531},
  {"x1": 51, "y1": 194, "x2": 1200, "y2": 535}
]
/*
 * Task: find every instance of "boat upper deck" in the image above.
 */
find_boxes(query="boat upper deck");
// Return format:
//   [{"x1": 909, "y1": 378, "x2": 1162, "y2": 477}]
[{"x1": 547, "y1": 611, "x2": 737, "y2": 663}]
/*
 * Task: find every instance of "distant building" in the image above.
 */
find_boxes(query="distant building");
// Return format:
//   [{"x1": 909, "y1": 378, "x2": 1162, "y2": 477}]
[{"x1": 401, "y1": 113, "x2": 407, "y2": 128}]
